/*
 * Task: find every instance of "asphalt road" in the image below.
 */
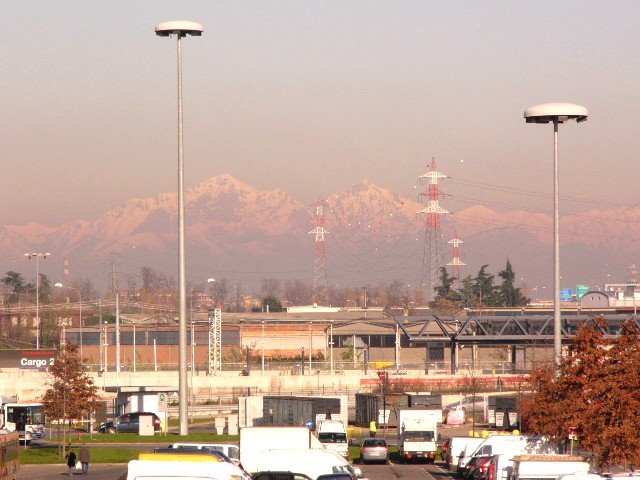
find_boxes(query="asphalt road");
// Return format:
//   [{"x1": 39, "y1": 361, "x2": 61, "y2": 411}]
[{"x1": 20, "y1": 460, "x2": 458, "y2": 480}]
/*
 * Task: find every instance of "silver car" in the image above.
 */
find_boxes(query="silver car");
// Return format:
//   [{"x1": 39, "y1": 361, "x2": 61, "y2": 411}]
[{"x1": 360, "y1": 438, "x2": 389, "y2": 464}]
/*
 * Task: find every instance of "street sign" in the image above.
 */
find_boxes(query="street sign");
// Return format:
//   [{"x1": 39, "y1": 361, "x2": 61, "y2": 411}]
[
  {"x1": 0, "y1": 349, "x2": 57, "y2": 370},
  {"x1": 576, "y1": 285, "x2": 589, "y2": 299},
  {"x1": 158, "y1": 393, "x2": 168, "y2": 412},
  {"x1": 561, "y1": 288, "x2": 573, "y2": 302}
]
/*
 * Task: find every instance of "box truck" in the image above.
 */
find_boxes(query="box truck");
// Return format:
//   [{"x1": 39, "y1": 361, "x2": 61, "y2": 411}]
[
  {"x1": 511, "y1": 455, "x2": 591, "y2": 480},
  {"x1": 397, "y1": 407, "x2": 442, "y2": 463}
]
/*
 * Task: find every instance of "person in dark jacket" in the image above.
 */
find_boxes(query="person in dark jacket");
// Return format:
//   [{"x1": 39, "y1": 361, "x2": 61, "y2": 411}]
[{"x1": 65, "y1": 450, "x2": 77, "y2": 476}]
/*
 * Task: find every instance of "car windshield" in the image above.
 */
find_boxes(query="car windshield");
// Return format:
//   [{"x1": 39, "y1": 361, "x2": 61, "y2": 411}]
[{"x1": 319, "y1": 432, "x2": 347, "y2": 443}]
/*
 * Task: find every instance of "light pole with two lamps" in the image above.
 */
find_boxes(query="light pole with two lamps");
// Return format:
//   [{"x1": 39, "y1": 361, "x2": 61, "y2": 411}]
[
  {"x1": 155, "y1": 19, "x2": 203, "y2": 436},
  {"x1": 25, "y1": 252, "x2": 50, "y2": 349},
  {"x1": 524, "y1": 102, "x2": 588, "y2": 371},
  {"x1": 54, "y1": 283, "x2": 83, "y2": 357}
]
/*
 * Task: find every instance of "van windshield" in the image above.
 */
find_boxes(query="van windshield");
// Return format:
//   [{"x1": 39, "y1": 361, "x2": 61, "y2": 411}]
[{"x1": 319, "y1": 432, "x2": 347, "y2": 443}]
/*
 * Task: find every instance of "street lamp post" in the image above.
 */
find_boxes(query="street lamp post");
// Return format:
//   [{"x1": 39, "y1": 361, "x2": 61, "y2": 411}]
[
  {"x1": 55, "y1": 283, "x2": 83, "y2": 358},
  {"x1": 25, "y1": 252, "x2": 50, "y2": 349},
  {"x1": 155, "y1": 19, "x2": 203, "y2": 436},
  {"x1": 524, "y1": 103, "x2": 588, "y2": 371}
]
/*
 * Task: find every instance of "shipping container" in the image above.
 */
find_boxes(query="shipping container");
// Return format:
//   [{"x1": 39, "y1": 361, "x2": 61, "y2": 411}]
[
  {"x1": 238, "y1": 396, "x2": 344, "y2": 429},
  {"x1": 487, "y1": 395, "x2": 519, "y2": 430},
  {"x1": 405, "y1": 392, "x2": 442, "y2": 408}
]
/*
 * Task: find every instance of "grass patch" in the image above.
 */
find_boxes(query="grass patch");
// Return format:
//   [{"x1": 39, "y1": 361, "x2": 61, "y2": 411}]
[
  {"x1": 46, "y1": 433, "x2": 239, "y2": 444},
  {"x1": 167, "y1": 417, "x2": 219, "y2": 427},
  {"x1": 20, "y1": 446, "x2": 141, "y2": 464}
]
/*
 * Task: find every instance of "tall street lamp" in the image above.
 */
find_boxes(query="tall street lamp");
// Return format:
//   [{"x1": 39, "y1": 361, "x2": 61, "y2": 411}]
[
  {"x1": 524, "y1": 103, "x2": 588, "y2": 371},
  {"x1": 155, "y1": 19, "x2": 203, "y2": 436},
  {"x1": 25, "y1": 252, "x2": 50, "y2": 349},
  {"x1": 55, "y1": 283, "x2": 83, "y2": 358}
]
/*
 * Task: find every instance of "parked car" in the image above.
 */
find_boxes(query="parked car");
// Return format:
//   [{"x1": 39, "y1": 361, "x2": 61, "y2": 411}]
[
  {"x1": 99, "y1": 412, "x2": 161, "y2": 434},
  {"x1": 462, "y1": 455, "x2": 491, "y2": 480},
  {"x1": 359, "y1": 438, "x2": 389, "y2": 464},
  {"x1": 444, "y1": 395, "x2": 487, "y2": 414}
]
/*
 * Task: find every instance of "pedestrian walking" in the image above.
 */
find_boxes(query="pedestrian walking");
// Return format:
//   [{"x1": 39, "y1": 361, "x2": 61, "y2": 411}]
[
  {"x1": 65, "y1": 450, "x2": 77, "y2": 476},
  {"x1": 369, "y1": 420, "x2": 377, "y2": 437},
  {"x1": 79, "y1": 443, "x2": 90, "y2": 475}
]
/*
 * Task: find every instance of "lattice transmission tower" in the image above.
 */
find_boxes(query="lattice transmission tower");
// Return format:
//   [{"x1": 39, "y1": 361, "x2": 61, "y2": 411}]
[
  {"x1": 417, "y1": 157, "x2": 449, "y2": 300},
  {"x1": 208, "y1": 307, "x2": 222, "y2": 376},
  {"x1": 447, "y1": 232, "x2": 466, "y2": 279},
  {"x1": 309, "y1": 199, "x2": 329, "y2": 306}
]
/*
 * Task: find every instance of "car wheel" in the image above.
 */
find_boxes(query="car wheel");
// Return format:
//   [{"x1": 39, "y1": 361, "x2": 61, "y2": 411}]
[{"x1": 107, "y1": 427, "x2": 116, "y2": 434}]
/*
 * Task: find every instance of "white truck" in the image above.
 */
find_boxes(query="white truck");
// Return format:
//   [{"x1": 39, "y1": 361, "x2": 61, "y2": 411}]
[
  {"x1": 316, "y1": 419, "x2": 348, "y2": 458},
  {"x1": 397, "y1": 407, "x2": 442, "y2": 463},
  {"x1": 239, "y1": 426, "x2": 324, "y2": 474},
  {"x1": 512, "y1": 455, "x2": 591, "y2": 480}
]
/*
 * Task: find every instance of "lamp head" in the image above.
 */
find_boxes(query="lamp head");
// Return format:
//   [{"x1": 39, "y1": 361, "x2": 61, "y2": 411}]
[
  {"x1": 524, "y1": 103, "x2": 588, "y2": 124},
  {"x1": 155, "y1": 21, "x2": 203, "y2": 37}
]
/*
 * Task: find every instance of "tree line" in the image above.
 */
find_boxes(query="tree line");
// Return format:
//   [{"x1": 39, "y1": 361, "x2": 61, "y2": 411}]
[{"x1": 431, "y1": 259, "x2": 529, "y2": 309}]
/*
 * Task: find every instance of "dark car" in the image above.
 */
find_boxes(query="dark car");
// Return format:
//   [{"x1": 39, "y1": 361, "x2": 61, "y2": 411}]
[{"x1": 99, "y1": 412, "x2": 161, "y2": 434}]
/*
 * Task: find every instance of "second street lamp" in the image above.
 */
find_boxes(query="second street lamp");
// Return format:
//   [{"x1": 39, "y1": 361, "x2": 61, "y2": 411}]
[
  {"x1": 524, "y1": 102, "x2": 588, "y2": 371},
  {"x1": 25, "y1": 252, "x2": 50, "y2": 349},
  {"x1": 155, "y1": 19, "x2": 203, "y2": 436}
]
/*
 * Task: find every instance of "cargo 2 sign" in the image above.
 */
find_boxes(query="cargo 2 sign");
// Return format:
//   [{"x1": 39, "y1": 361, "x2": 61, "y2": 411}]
[{"x1": 0, "y1": 349, "x2": 57, "y2": 370}]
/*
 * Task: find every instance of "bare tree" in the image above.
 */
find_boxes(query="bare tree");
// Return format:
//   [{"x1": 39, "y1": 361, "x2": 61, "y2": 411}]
[
  {"x1": 284, "y1": 279, "x2": 312, "y2": 306},
  {"x1": 261, "y1": 278, "x2": 281, "y2": 298},
  {"x1": 211, "y1": 278, "x2": 228, "y2": 306}
]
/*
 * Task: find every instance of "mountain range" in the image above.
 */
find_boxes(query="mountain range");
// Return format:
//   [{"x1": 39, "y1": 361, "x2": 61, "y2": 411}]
[{"x1": 3, "y1": 173, "x2": 636, "y2": 296}]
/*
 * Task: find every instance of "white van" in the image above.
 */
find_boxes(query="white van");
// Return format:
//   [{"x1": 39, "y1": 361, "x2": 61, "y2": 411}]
[
  {"x1": 170, "y1": 443, "x2": 241, "y2": 466},
  {"x1": 256, "y1": 449, "x2": 359, "y2": 480},
  {"x1": 316, "y1": 420, "x2": 348, "y2": 458},
  {"x1": 463, "y1": 435, "x2": 556, "y2": 480},
  {"x1": 128, "y1": 455, "x2": 247, "y2": 480},
  {"x1": 446, "y1": 437, "x2": 484, "y2": 472}
]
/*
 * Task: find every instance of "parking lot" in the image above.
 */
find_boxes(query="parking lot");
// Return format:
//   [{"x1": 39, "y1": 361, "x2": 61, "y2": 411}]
[{"x1": 19, "y1": 460, "x2": 457, "y2": 480}]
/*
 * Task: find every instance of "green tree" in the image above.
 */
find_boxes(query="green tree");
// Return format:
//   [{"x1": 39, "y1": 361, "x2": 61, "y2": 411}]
[
  {"x1": 432, "y1": 267, "x2": 461, "y2": 305},
  {"x1": 42, "y1": 344, "x2": 101, "y2": 458},
  {"x1": 474, "y1": 265, "x2": 498, "y2": 307},
  {"x1": 2, "y1": 271, "x2": 33, "y2": 304},
  {"x1": 497, "y1": 260, "x2": 529, "y2": 307},
  {"x1": 457, "y1": 275, "x2": 476, "y2": 308},
  {"x1": 38, "y1": 273, "x2": 52, "y2": 303},
  {"x1": 262, "y1": 295, "x2": 284, "y2": 312}
]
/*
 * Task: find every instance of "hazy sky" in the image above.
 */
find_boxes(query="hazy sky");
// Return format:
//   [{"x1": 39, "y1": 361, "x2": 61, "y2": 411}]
[{"x1": 3, "y1": 1, "x2": 640, "y2": 226}]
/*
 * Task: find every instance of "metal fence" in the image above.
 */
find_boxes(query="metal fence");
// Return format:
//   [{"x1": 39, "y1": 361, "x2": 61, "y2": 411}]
[{"x1": 86, "y1": 358, "x2": 541, "y2": 375}]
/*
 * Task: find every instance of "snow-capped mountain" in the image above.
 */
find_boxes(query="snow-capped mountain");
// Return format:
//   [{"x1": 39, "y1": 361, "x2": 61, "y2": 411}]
[{"x1": 1, "y1": 174, "x2": 636, "y2": 293}]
